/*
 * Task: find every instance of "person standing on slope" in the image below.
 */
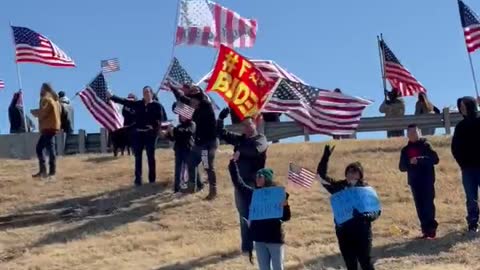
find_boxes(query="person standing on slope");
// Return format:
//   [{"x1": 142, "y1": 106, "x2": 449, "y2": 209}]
[
  {"x1": 217, "y1": 107, "x2": 268, "y2": 256},
  {"x1": 169, "y1": 83, "x2": 218, "y2": 200},
  {"x1": 452, "y1": 96, "x2": 480, "y2": 233},
  {"x1": 399, "y1": 124, "x2": 439, "y2": 239}
]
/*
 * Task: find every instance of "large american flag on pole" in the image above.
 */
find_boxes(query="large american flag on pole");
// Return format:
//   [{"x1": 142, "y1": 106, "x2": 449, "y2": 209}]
[
  {"x1": 459, "y1": 0, "x2": 480, "y2": 54},
  {"x1": 11, "y1": 26, "x2": 75, "y2": 68},
  {"x1": 197, "y1": 59, "x2": 305, "y2": 86},
  {"x1": 288, "y1": 163, "x2": 316, "y2": 188},
  {"x1": 380, "y1": 39, "x2": 426, "y2": 97},
  {"x1": 263, "y1": 79, "x2": 372, "y2": 136},
  {"x1": 78, "y1": 73, "x2": 123, "y2": 131},
  {"x1": 176, "y1": 0, "x2": 257, "y2": 48}
]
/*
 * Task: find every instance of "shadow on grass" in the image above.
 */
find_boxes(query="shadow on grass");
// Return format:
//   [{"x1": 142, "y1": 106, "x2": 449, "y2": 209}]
[
  {"x1": 287, "y1": 231, "x2": 475, "y2": 270},
  {"x1": 83, "y1": 155, "x2": 118, "y2": 164},
  {"x1": 153, "y1": 250, "x2": 242, "y2": 270}
]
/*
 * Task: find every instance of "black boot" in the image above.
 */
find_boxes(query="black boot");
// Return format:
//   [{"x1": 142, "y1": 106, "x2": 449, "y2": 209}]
[
  {"x1": 205, "y1": 185, "x2": 217, "y2": 201},
  {"x1": 33, "y1": 163, "x2": 47, "y2": 179}
]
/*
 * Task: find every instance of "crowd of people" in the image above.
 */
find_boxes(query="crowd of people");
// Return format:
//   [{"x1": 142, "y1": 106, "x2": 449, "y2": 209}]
[{"x1": 18, "y1": 81, "x2": 480, "y2": 270}]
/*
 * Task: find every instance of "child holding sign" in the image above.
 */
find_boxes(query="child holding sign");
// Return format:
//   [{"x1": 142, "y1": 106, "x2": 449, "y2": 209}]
[
  {"x1": 228, "y1": 152, "x2": 290, "y2": 270},
  {"x1": 317, "y1": 145, "x2": 381, "y2": 270}
]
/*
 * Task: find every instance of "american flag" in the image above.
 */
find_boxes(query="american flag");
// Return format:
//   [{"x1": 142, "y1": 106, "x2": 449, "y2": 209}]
[
  {"x1": 160, "y1": 57, "x2": 194, "y2": 91},
  {"x1": 288, "y1": 163, "x2": 316, "y2": 188},
  {"x1": 263, "y1": 79, "x2": 372, "y2": 135},
  {"x1": 197, "y1": 59, "x2": 304, "y2": 86},
  {"x1": 0, "y1": 80, "x2": 4, "y2": 89},
  {"x1": 380, "y1": 40, "x2": 426, "y2": 97},
  {"x1": 459, "y1": 0, "x2": 480, "y2": 53},
  {"x1": 101, "y1": 58, "x2": 120, "y2": 73},
  {"x1": 176, "y1": 0, "x2": 257, "y2": 48},
  {"x1": 78, "y1": 73, "x2": 123, "y2": 131},
  {"x1": 11, "y1": 26, "x2": 75, "y2": 68},
  {"x1": 174, "y1": 102, "x2": 195, "y2": 120}
]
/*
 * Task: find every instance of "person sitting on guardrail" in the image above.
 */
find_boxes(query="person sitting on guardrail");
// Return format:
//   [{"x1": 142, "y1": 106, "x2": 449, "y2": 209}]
[
  {"x1": 379, "y1": 89, "x2": 405, "y2": 138},
  {"x1": 108, "y1": 86, "x2": 167, "y2": 186},
  {"x1": 317, "y1": 145, "x2": 380, "y2": 270},
  {"x1": 414, "y1": 93, "x2": 438, "y2": 136},
  {"x1": 228, "y1": 152, "x2": 290, "y2": 270},
  {"x1": 399, "y1": 124, "x2": 439, "y2": 239},
  {"x1": 217, "y1": 107, "x2": 268, "y2": 256},
  {"x1": 162, "y1": 102, "x2": 200, "y2": 194},
  {"x1": 30, "y1": 83, "x2": 62, "y2": 178},
  {"x1": 452, "y1": 96, "x2": 480, "y2": 233}
]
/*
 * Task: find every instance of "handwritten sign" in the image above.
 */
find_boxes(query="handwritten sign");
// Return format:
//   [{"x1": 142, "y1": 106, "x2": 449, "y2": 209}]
[
  {"x1": 206, "y1": 45, "x2": 273, "y2": 120},
  {"x1": 330, "y1": 187, "x2": 381, "y2": 225},
  {"x1": 249, "y1": 187, "x2": 286, "y2": 221}
]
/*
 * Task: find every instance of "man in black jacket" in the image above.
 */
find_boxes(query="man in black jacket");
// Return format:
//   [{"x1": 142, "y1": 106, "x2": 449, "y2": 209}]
[
  {"x1": 217, "y1": 107, "x2": 268, "y2": 254},
  {"x1": 452, "y1": 96, "x2": 480, "y2": 233},
  {"x1": 170, "y1": 83, "x2": 218, "y2": 200},
  {"x1": 9, "y1": 91, "x2": 26, "y2": 133},
  {"x1": 122, "y1": 93, "x2": 137, "y2": 127},
  {"x1": 399, "y1": 124, "x2": 439, "y2": 239},
  {"x1": 109, "y1": 86, "x2": 167, "y2": 186}
]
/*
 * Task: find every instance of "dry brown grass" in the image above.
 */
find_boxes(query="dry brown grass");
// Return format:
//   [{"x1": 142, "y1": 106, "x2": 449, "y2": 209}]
[{"x1": 0, "y1": 137, "x2": 479, "y2": 270}]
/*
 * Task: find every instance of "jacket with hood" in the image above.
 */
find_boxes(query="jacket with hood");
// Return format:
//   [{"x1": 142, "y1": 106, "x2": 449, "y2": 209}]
[
  {"x1": 59, "y1": 96, "x2": 74, "y2": 133},
  {"x1": 172, "y1": 88, "x2": 217, "y2": 145},
  {"x1": 399, "y1": 138, "x2": 439, "y2": 187},
  {"x1": 217, "y1": 119, "x2": 268, "y2": 185},
  {"x1": 168, "y1": 120, "x2": 196, "y2": 151},
  {"x1": 317, "y1": 152, "x2": 380, "y2": 230},
  {"x1": 122, "y1": 105, "x2": 136, "y2": 127},
  {"x1": 452, "y1": 96, "x2": 480, "y2": 169},
  {"x1": 379, "y1": 98, "x2": 405, "y2": 118},
  {"x1": 8, "y1": 93, "x2": 26, "y2": 133},
  {"x1": 36, "y1": 92, "x2": 61, "y2": 134},
  {"x1": 228, "y1": 160, "x2": 291, "y2": 244}
]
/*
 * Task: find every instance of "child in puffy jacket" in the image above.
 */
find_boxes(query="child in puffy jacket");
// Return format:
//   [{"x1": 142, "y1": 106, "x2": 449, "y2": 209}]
[
  {"x1": 228, "y1": 151, "x2": 290, "y2": 270},
  {"x1": 317, "y1": 145, "x2": 381, "y2": 270}
]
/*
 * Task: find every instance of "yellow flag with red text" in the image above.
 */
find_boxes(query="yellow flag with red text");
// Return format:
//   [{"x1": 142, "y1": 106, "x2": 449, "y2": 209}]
[{"x1": 206, "y1": 45, "x2": 273, "y2": 120}]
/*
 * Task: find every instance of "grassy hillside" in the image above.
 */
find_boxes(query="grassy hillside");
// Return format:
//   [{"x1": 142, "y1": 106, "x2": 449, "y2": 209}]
[{"x1": 0, "y1": 137, "x2": 479, "y2": 270}]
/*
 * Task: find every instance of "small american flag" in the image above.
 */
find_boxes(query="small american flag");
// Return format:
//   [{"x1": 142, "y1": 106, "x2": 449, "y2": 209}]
[
  {"x1": 0, "y1": 80, "x2": 4, "y2": 89},
  {"x1": 11, "y1": 26, "x2": 75, "y2": 67},
  {"x1": 174, "y1": 102, "x2": 195, "y2": 120},
  {"x1": 160, "y1": 57, "x2": 194, "y2": 91},
  {"x1": 380, "y1": 39, "x2": 426, "y2": 97},
  {"x1": 197, "y1": 59, "x2": 305, "y2": 86},
  {"x1": 101, "y1": 58, "x2": 120, "y2": 73},
  {"x1": 288, "y1": 163, "x2": 316, "y2": 188},
  {"x1": 263, "y1": 79, "x2": 372, "y2": 136},
  {"x1": 78, "y1": 73, "x2": 123, "y2": 131},
  {"x1": 176, "y1": 0, "x2": 257, "y2": 48},
  {"x1": 459, "y1": 0, "x2": 480, "y2": 53}
]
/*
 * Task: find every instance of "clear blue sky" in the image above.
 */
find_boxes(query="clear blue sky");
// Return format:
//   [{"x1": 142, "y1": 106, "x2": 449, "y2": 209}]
[{"x1": 0, "y1": 0, "x2": 476, "y2": 141}]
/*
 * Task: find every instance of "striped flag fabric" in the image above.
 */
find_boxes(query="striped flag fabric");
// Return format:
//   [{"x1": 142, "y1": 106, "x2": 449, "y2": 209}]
[
  {"x1": 263, "y1": 79, "x2": 372, "y2": 136},
  {"x1": 78, "y1": 73, "x2": 123, "y2": 131},
  {"x1": 101, "y1": 58, "x2": 120, "y2": 73},
  {"x1": 197, "y1": 59, "x2": 305, "y2": 86},
  {"x1": 174, "y1": 102, "x2": 195, "y2": 120},
  {"x1": 11, "y1": 26, "x2": 75, "y2": 68},
  {"x1": 288, "y1": 163, "x2": 316, "y2": 188},
  {"x1": 160, "y1": 57, "x2": 194, "y2": 91},
  {"x1": 380, "y1": 39, "x2": 426, "y2": 97},
  {"x1": 0, "y1": 80, "x2": 4, "y2": 89},
  {"x1": 459, "y1": 0, "x2": 480, "y2": 53},
  {"x1": 176, "y1": 0, "x2": 257, "y2": 48}
]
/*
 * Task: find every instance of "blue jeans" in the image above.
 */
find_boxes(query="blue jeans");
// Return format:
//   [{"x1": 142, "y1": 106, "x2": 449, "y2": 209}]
[
  {"x1": 462, "y1": 168, "x2": 480, "y2": 226},
  {"x1": 36, "y1": 133, "x2": 56, "y2": 174},
  {"x1": 174, "y1": 148, "x2": 200, "y2": 192},
  {"x1": 234, "y1": 188, "x2": 253, "y2": 252},
  {"x1": 133, "y1": 131, "x2": 157, "y2": 184},
  {"x1": 255, "y1": 242, "x2": 284, "y2": 270},
  {"x1": 187, "y1": 140, "x2": 218, "y2": 189}
]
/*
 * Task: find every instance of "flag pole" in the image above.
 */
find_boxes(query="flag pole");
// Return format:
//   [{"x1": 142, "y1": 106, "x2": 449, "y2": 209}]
[
  {"x1": 467, "y1": 53, "x2": 479, "y2": 97},
  {"x1": 378, "y1": 34, "x2": 388, "y2": 101},
  {"x1": 9, "y1": 22, "x2": 29, "y2": 133}
]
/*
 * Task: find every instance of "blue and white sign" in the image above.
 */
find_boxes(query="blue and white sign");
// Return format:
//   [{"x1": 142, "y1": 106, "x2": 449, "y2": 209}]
[
  {"x1": 330, "y1": 187, "x2": 381, "y2": 225},
  {"x1": 249, "y1": 187, "x2": 286, "y2": 221}
]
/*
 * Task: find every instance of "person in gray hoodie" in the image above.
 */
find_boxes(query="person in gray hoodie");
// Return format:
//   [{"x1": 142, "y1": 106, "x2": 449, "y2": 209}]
[
  {"x1": 58, "y1": 91, "x2": 74, "y2": 134},
  {"x1": 217, "y1": 107, "x2": 268, "y2": 256}
]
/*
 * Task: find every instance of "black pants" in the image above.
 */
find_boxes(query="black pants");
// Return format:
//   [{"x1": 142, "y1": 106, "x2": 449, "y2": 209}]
[
  {"x1": 36, "y1": 133, "x2": 56, "y2": 174},
  {"x1": 411, "y1": 183, "x2": 438, "y2": 234},
  {"x1": 174, "y1": 148, "x2": 200, "y2": 192},
  {"x1": 336, "y1": 221, "x2": 375, "y2": 270},
  {"x1": 133, "y1": 131, "x2": 157, "y2": 185},
  {"x1": 187, "y1": 139, "x2": 218, "y2": 190}
]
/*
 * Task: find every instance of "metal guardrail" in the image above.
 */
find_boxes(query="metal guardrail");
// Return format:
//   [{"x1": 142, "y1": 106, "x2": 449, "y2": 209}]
[{"x1": 60, "y1": 108, "x2": 462, "y2": 155}]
